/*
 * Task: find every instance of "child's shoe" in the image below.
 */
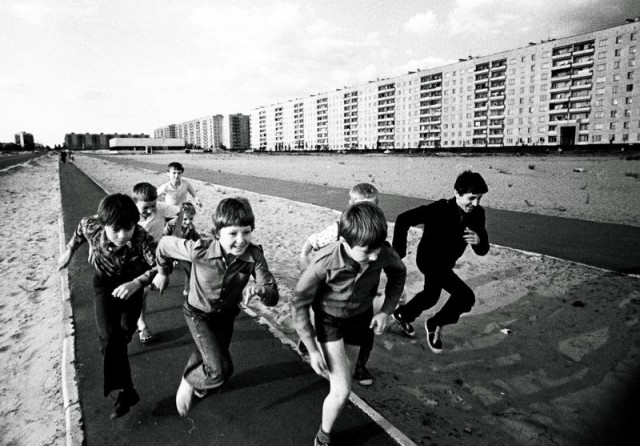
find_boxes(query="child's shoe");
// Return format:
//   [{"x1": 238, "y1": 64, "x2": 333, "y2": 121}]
[
  {"x1": 353, "y1": 364, "x2": 374, "y2": 387},
  {"x1": 138, "y1": 327, "x2": 154, "y2": 344},
  {"x1": 110, "y1": 388, "x2": 140, "y2": 420},
  {"x1": 425, "y1": 318, "x2": 443, "y2": 353},
  {"x1": 176, "y1": 377, "x2": 194, "y2": 417},
  {"x1": 392, "y1": 311, "x2": 415, "y2": 338}
]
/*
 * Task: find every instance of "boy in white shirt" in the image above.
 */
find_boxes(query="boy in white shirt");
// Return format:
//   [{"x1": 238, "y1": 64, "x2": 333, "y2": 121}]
[{"x1": 157, "y1": 162, "x2": 202, "y2": 208}]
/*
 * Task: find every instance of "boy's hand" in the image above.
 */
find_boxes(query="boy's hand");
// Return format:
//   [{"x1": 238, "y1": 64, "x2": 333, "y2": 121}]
[
  {"x1": 112, "y1": 280, "x2": 141, "y2": 300},
  {"x1": 242, "y1": 285, "x2": 266, "y2": 306},
  {"x1": 153, "y1": 274, "x2": 170, "y2": 294},
  {"x1": 57, "y1": 249, "x2": 72, "y2": 271},
  {"x1": 370, "y1": 312, "x2": 391, "y2": 335},
  {"x1": 297, "y1": 255, "x2": 311, "y2": 272},
  {"x1": 309, "y1": 350, "x2": 329, "y2": 379},
  {"x1": 463, "y1": 228, "x2": 480, "y2": 245},
  {"x1": 195, "y1": 198, "x2": 203, "y2": 208}
]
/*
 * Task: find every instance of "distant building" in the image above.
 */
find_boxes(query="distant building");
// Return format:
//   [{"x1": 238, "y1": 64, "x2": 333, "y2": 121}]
[
  {"x1": 154, "y1": 113, "x2": 250, "y2": 150},
  {"x1": 15, "y1": 132, "x2": 35, "y2": 150},
  {"x1": 252, "y1": 18, "x2": 640, "y2": 151},
  {"x1": 109, "y1": 137, "x2": 185, "y2": 150},
  {"x1": 64, "y1": 132, "x2": 149, "y2": 150}
]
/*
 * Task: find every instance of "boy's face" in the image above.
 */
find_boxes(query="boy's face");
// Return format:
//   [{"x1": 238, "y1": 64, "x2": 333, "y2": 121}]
[
  {"x1": 104, "y1": 224, "x2": 135, "y2": 247},
  {"x1": 135, "y1": 200, "x2": 157, "y2": 220},
  {"x1": 168, "y1": 168, "x2": 183, "y2": 185},
  {"x1": 455, "y1": 191, "x2": 483, "y2": 213},
  {"x1": 341, "y1": 240, "x2": 381, "y2": 265},
  {"x1": 348, "y1": 193, "x2": 376, "y2": 206},
  {"x1": 182, "y1": 213, "x2": 195, "y2": 227},
  {"x1": 217, "y1": 225, "x2": 252, "y2": 257}
]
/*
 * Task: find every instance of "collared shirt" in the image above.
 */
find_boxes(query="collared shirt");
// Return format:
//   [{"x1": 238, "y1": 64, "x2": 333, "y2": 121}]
[
  {"x1": 67, "y1": 215, "x2": 157, "y2": 285},
  {"x1": 163, "y1": 218, "x2": 201, "y2": 242},
  {"x1": 156, "y1": 236, "x2": 279, "y2": 313},
  {"x1": 293, "y1": 240, "x2": 406, "y2": 340},
  {"x1": 392, "y1": 198, "x2": 489, "y2": 271}
]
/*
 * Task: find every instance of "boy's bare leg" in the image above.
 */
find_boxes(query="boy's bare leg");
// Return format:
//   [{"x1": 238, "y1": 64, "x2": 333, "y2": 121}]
[{"x1": 319, "y1": 340, "x2": 360, "y2": 435}]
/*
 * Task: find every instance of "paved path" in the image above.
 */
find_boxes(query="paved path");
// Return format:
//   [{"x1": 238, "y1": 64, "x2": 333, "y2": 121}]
[
  {"x1": 91, "y1": 154, "x2": 640, "y2": 275},
  {"x1": 0, "y1": 152, "x2": 45, "y2": 170},
  {"x1": 59, "y1": 161, "x2": 402, "y2": 445}
]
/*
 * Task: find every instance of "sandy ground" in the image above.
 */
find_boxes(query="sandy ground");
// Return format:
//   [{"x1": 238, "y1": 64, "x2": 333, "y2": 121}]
[{"x1": 1, "y1": 151, "x2": 639, "y2": 445}]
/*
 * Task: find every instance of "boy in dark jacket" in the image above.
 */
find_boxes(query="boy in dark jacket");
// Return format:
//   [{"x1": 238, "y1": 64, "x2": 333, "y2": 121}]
[{"x1": 392, "y1": 170, "x2": 489, "y2": 353}]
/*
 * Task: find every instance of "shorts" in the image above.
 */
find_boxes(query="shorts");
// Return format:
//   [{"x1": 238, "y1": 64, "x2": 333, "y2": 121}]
[{"x1": 314, "y1": 307, "x2": 373, "y2": 345}]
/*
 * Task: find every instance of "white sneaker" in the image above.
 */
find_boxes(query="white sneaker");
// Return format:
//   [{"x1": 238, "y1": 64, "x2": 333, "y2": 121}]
[{"x1": 176, "y1": 377, "x2": 194, "y2": 416}]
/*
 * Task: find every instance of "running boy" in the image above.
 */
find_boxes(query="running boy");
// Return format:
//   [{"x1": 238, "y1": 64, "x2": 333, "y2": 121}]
[
  {"x1": 132, "y1": 182, "x2": 180, "y2": 344},
  {"x1": 163, "y1": 201, "x2": 201, "y2": 296},
  {"x1": 392, "y1": 170, "x2": 489, "y2": 353},
  {"x1": 58, "y1": 194, "x2": 157, "y2": 419},
  {"x1": 157, "y1": 161, "x2": 202, "y2": 207},
  {"x1": 298, "y1": 183, "x2": 380, "y2": 387},
  {"x1": 153, "y1": 197, "x2": 279, "y2": 416},
  {"x1": 293, "y1": 202, "x2": 406, "y2": 446}
]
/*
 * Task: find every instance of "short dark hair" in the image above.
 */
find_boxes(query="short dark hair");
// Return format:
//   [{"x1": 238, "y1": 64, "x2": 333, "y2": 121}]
[
  {"x1": 181, "y1": 201, "x2": 197, "y2": 216},
  {"x1": 98, "y1": 194, "x2": 139, "y2": 230},
  {"x1": 454, "y1": 170, "x2": 488, "y2": 195},
  {"x1": 350, "y1": 183, "x2": 380, "y2": 204},
  {"x1": 339, "y1": 201, "x2": 387, "y2": 249},
  {"x1": 131, "y1": 182, "x2": 158, "y2": 202},
  {"x1": 168, "y1": 162, "x2": 184, "y2": 173},
  {"x1": 213, "y1": 197, "x2": 255, "y2": 232}
]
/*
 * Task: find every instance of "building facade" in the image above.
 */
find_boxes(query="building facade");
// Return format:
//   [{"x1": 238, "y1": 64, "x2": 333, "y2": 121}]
[
  {"x1": 251, "y1": 19, "x2": 640, "y2": 151},
  {"x1": 64, "y1": 133, "x2": 148, "y2": 150},
  {"x1": 154, "y1": 114, "x2": 250, "y2": 150},
  {"x1": 15, "y1": 132, "x2": 35, "y2": 150}
]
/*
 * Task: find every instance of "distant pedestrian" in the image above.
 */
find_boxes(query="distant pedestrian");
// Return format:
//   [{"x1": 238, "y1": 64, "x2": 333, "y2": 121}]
[
  {"x1": 293, "y1": 202, "x2": 406, "y2": 446},
  {"x1": 60, "y1": 150, "x2": 67, "y2": 163},
  {"x1": 163, "y1": 201, "x2": 201, "y2": 297},
  {"x1": 392, "y1": 170, "x2": 489, "y2": 353},
  {"x1": 153, "y1": 197, "x2": 279, "y2": 416},
  {"x1": 57, "y1": 194, "x2": 157, "y2": 419},
  {"x1": 157, "y1": 162, "x2": 202, "y2": 208},
  {"x1": 132, "y1": 182, "x2": 180, "y2": 344}
]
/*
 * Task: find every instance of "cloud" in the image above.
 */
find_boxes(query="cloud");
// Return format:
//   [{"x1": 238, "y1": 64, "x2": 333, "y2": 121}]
[
  {"x1": 404, "y1": 12, "x2": 438, "y2": 35},
  {"x1": 3, "y1": 0, "x2": 96, "y2": 25}
]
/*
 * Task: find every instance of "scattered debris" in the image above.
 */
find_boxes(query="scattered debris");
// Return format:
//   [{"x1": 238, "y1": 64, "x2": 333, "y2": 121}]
[
  {"x1": 572, "y1": 300, "x2": 586, "y2": 308},
  {"x1": 524, "y1": 199, "x2": 534, "y2": 207},
  {"x1": 573, "y1": 168, "x2": 585, "y2": 173},
  {"x1": 624, "y1": 172, "x2": 639, "y2": 180},
  {"x1": 528, "y1": 164, "x2": 535, "y2": 170},
  {"x1": 500, "y1": 328, "x2": 512, "y2": 335}
]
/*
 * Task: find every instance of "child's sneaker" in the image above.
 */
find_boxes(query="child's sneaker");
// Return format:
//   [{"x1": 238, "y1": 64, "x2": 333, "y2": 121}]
[
  {"x1": 138, "y1": 327, "x2": 154, "y2": 344},
  {"x1": 392, "y1": 311, "x2": 415, "y2": 338},
  {"x1": 425, "y1": 318, "x2": 443, "y2": 354},
  {"x1": 353, "y1": 365, "x2": 374, "y2": 387}
]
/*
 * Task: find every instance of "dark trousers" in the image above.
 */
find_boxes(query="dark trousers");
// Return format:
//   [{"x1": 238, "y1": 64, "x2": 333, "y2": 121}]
[
  {"x1": 93, "y1": 274, "x2": 144, "y2": 396},
  {"x1": 182, "y1": 302, "x2": 240, "y2": 390},
  {"x1": 395, "y1": 268, "x2": 475, "y2": 327},
  {"x1": 356, "y1": 328, "x2": 374, "y2": 369}
]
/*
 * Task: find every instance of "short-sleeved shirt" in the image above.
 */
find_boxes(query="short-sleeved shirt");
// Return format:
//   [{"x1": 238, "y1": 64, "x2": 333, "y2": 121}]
[
  {"x1": 308, "y1": 222, "x2": 339, "y2": 250},
  {"x1": 157, "y1": 180, "x2": 194, "y2": 207},
  {"x1": 67, "y1": 215, "x2": 157, "y2": 285}
]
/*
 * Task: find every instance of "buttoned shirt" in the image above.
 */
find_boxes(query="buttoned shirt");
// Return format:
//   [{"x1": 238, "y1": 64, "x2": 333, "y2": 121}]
[
  {"x1": 67, "y1": 216, "x2": 157, "y2": 285},
  {"x1": 138, "y1": 202, "x2": 180, "y2": 241},
  {"x1": 293, "y1": 240, "x2": 406, "y2": 340},
  {"x1": 163, "y1": 218, "x2": 201, "y2": 242},
  {"x1": 156, "y1": 236, "x2": 279, "y2": 313}
]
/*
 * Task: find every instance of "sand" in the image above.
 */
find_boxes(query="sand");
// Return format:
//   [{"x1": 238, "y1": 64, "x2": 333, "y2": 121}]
[{"x1": 1, "y1": 151, "x2": 639, "y2": 445}]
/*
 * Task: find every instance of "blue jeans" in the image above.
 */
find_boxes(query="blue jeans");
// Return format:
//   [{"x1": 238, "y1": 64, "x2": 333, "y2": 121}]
[{"x1": 182, "y1": 302, "x2": 240, "y2": 390}]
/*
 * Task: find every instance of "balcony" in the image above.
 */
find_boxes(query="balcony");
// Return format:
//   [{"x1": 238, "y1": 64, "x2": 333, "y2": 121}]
[
  {"x1": 569, "y1": 106, "x2": 591, "y2": 113},
  {"x1": 572, "y1": 59, "x2": 593, "y2": 69},
  {"x1": 570, "y1": 83, "x2": 592, "y2": 91},
  {"x1": 571, "y1": 69, "x2": 593, "y2": 79},
  {"x1": 552, "y1": 48, "x2": 572, "y2": 59},
  {"x1": 573, "y1": 47, "x2": 594, "y2": 56},
  {"x1": 489, "y1": 74, "x2": 506, "y2": 81}
]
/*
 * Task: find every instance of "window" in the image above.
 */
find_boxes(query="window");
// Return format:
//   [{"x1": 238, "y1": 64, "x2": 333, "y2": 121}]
[
  {"x1": 595, "y1": 111, "x2": 604, "y2": 118},
  {"x1": 541, "y1": 73, "x2": 549, "y2": 80},
  {"x1": 599, "y1": 39, "x2": 608, "y2": 47},
  {"x1": 598, "y1": 51, "x2": 606, "y2": 59},
  {"x1": 540, "y1": 95, "x2": 547, "y2": 101},
  {"x1": 542, "y1": 62, "x2": 549, "y2": 69},
  {"x1": 631, "y1": 33, "x2": 637, "y2": 41},
  {"x1": 612, "y1": 98, "x2": 619, "y2": 105},
  {"x1": 614, "y1": 73, "x2": 620, "y2": 81},
  {"x1": 613, "y1": 86, "x2": 619, "y2": 94},
  {"x1": 530, "y1": 86, "x2": 535, "y2": 93},
  {"x1": 597, "y1": 64, "x2": 606, "y2": 71},
  {"x1": 626, "y1": 97, "x2": 633, "y2": 104},
  {"x1": 628, "y1": 85, "x2": 634, "y2": 92},
  {"x1": 594, "y1": 123, "x2": 604, "y2": 130},
  {"x1": 630, "y1": 72, "x2": 636, "y2": 80},
  {"x1": 610, "y1": 123, "x2": 616, "y2": 130},
  {"x1": 596, "y1": 88, "x2": 605, "y2": 95},
  {"x1": 611, "y1": 110, "x2": 618, "y2": 118},
  {"x1": 616, "y1": 36, "x2": 623, "y2": 44},
  {"x1": 615, "y1": 49, "x2": 621, "y2": 57},
  {"x1": 630, "y1": 59, "x2": 637, "y2": 67},
  {"x1": 624, "y1": 121, "x2": 631, "y2": 129},
  {"x1": 593, "y1": 135, "x2": 602, "y2": 142},
  {"x1": 596, "y1": 99, "x2": 604, "y2": 106},
  {"x1": 596, "y1": 76, "x2": 606, "y2": 83},
  {"x1": 631, "y1": 46, "x2": 637, "y2": 55},
  {"x1": 614, "y1": 61, "x2": 621, "y2": 69}
]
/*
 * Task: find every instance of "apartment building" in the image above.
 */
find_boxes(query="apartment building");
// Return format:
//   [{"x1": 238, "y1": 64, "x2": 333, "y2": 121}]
[
  {"x1": 251, "y1": 19, "x2": 640, "y2": 151},
  {"x1": 155, "y1": 114, "x2": 250, "y2": 150},
  {"x1": 15, "y1": 132, "x2": 35, "y2": 150}
]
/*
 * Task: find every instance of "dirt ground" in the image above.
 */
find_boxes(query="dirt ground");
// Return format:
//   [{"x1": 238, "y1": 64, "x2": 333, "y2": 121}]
[{"x1": 1, "y1": 151, "x2": 638, "y2": 445}]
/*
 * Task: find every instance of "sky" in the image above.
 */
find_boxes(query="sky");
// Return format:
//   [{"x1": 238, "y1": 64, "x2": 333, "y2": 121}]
[{"x1": 1, "y1": 0, "x2": 639, "y2": 146}]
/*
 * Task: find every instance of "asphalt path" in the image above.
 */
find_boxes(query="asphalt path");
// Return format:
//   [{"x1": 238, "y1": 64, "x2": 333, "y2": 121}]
[
  {"x1": 0, "y1": 152, "x2": 45, "y2": 170},
  {"x1": 59, "y1": 161, "x2": 400, "y2": 445},
  {"x1": 90, "y1": 154, "x2": 640, "y2": 275}
]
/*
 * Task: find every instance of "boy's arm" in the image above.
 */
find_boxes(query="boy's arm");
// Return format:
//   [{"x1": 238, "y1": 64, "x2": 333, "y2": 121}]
[
  {"x1": 58, "y1": 217, "x2": 90, "y2": 270},
  {"x1": 392, "y1": 206, "x2": 428, "y2": 258},
  {"x1": 292, "y1": 263, "x2": 323, "y2": 342},
  {"x1": 380, "y1": 246, "x2": 408, "y2": 314},
  {"x1": 156, "y1": 183, "x2": 167, "y2": 199},
  {"x1": 469, "y1": 208, "x2": 490, "y2": 256},
  {"x1": 186, "y1": 181, "x2": 202, "y2": 207},
  {"x1": 163, "y1": 220, "x2": 175, "y2": 237},
  {"x1": 249, "y1": 247, "x2": 279, "y2": 306},
  {"x1": 299, "y1": 222, "x2": 338, "y2": 270},
  {"x1": 134, "y1": 233, "x2": 158, "y2": 287}
]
